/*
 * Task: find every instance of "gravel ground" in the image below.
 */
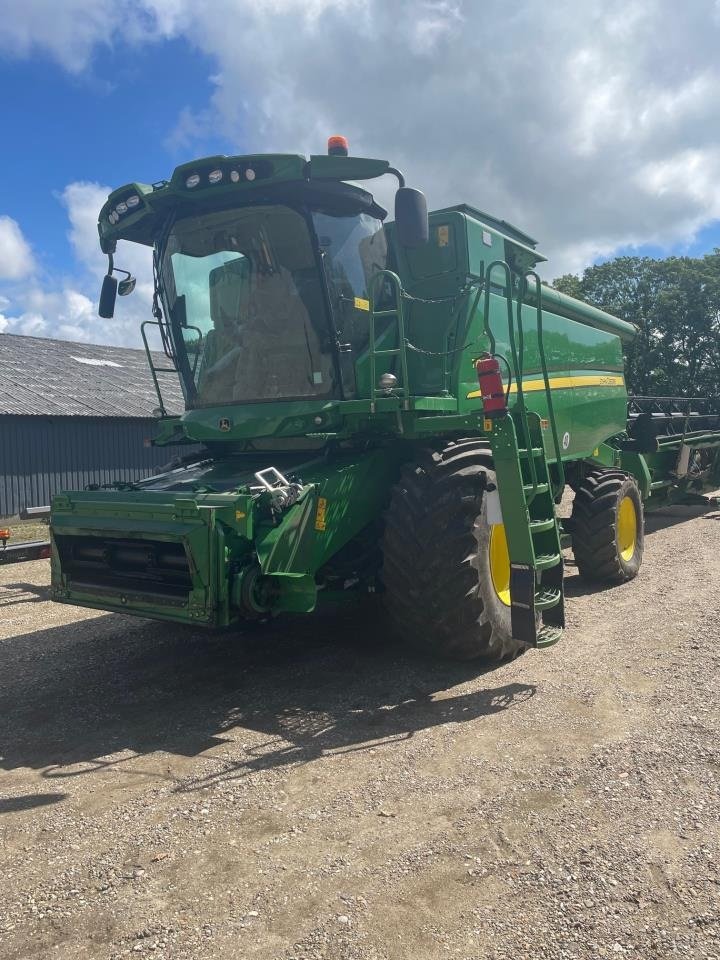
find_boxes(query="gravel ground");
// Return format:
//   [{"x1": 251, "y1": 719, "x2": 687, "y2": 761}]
[{"x1": 1, "y1": 504, "x2": 719, "y2": 960}]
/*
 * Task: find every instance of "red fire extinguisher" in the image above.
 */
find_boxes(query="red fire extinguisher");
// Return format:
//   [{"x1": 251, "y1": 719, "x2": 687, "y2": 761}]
[{"x1": 475, "y1": 353, "x2": 507, "y2": 418}]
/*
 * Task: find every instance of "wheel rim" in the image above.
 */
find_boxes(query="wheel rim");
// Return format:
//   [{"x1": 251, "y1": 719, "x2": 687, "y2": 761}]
[
  {"x1": 617, "y1": 495, "x2": 637, "y2": 562},
  {"x1": 489, "y1": 523, "x2": 511, "y2": 606}
]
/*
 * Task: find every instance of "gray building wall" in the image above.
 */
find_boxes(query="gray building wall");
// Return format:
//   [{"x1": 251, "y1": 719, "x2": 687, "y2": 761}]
[{"x1": 0, "y1": 415, "x2": 192, "y2": 518}]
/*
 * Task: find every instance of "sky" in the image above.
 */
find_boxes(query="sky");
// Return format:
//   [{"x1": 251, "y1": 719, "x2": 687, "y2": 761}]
[{"x1": 0, "y1": 0, "x2": 719, "y2": 348}]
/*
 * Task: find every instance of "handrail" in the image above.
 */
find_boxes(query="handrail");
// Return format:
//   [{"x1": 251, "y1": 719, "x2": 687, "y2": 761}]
[
  {"x1": 368, "y1": 269, "x2": 410, "y2": 413},
  {"x1": 482, "y1": 260, "x2": 514, "y2": 358},
  {"x1": 521, "y1": 272, "x2": 565, "y2": 493},
  {"x1": 141, "y1": 319, "x2": 203, "y2": 416},
  {"x1": 141, "y1": 320, "x2": 173, "y2": 415},
  {"x1": 512, "y1": 278, "x2": 542, "y2": 501},
  {"x1": 483, "y1": 261, "x2": 539, "y2": 499}
]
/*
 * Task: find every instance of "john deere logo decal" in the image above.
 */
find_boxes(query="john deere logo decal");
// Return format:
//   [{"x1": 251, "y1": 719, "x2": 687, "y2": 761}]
[{"x1": 219, "y1": 418, "x2": 232, "y2": 431}]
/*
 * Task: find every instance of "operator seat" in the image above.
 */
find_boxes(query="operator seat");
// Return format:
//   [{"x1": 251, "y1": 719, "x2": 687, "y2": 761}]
[{"x1": 231, "y1": 264, "x2": 327, "y2": 400}]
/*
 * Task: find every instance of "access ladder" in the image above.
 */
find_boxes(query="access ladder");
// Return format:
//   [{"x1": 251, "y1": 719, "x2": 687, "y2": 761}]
[{"x1": 481, "y1": 262, "x2": 565, "y2": 648}]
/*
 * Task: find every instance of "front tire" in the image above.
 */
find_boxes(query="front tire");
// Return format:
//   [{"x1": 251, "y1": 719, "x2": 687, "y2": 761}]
[
  {"x1": 570, "y1": 469, "x2": 644, "y2": 583},
  {"x1": 381, "y1": 439, "x2": 528, "y2": 661}
]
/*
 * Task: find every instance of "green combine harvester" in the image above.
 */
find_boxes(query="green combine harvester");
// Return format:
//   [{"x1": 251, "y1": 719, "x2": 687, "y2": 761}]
[{"x1": 50, "y1": 137, "x2": 720, "y2": 659}]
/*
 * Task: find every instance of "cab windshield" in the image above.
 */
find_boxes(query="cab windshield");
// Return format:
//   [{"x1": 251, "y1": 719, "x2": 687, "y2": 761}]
[
  {"x1": 160, "y1": 204, "x2": 335, "y2": 407},
  {"x1": 159, "y1": 202, "x2": 388, "y2": 408}
]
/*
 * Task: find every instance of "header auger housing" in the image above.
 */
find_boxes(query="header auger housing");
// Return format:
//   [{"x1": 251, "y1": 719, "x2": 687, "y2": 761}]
[{"x1": 50, "y1": 138, "x2": 720, "y2": 661}]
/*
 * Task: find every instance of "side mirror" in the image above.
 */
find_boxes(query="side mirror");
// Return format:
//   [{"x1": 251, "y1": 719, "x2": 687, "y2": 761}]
[
  {"x1": 118, "y1": 275, "x2": 136, "y2": 296},
  {"x1": 98, "y1": 274, "x2": 118, "y2": 319},
  {"x1": 395, "y1": 187, "x2": 429, "y2": 247}
]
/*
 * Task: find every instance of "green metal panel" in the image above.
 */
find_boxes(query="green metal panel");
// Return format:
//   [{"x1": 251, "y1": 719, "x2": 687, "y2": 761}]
[
  {"x1": 303, "y1": 446, "x2": 405, "y2": 570},
  {"x1": 393, "y1": 211, "x2": 471, "y2": 397},
  {"x1": 619, "y1": 451, "x2": 652, "y2": 500},
  {"x1": 50, "y1": 442, "x2": 407, "y2": 626},
  {"x1": 52, "y1": 493, "x2": 236, "y2": 625},
  {"x1": 456, "y1": 289, "x2": 627, "y2": 461},
  {"x1": 308, "y1": 155, "x2": 390, "y2": 180},
  {"x1": 527, "y1": 284, "x2": 638, "y2": 343}
]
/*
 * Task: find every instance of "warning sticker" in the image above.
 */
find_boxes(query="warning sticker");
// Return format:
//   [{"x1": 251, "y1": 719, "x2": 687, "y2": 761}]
[
  {"x1": 315, "y1": 497, "x2": 328, "y2": 531},
  {"x1": 354, "y1": 297, "x2": 370, "y2": 311},
  {"x1": 437, "y1": 225, "x2": 449, "y2": 247}
]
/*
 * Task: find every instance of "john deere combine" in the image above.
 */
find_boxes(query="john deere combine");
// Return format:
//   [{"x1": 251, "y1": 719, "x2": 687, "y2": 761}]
[{"x1": 50, "y1": 138, "x2": 720, "y2": 659}]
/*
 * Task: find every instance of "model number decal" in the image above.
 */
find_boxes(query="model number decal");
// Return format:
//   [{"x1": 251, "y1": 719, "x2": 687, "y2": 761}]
[{"x1": 315, "y1": 497, "x2": 328, "y2": 531}]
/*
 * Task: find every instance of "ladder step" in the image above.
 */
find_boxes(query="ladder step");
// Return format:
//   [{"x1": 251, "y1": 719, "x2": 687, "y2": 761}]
[
  {"x1": 523, "y1": 482, "x2": 549, "y2": 496},
  {"x1": 372, "y1": 309, "x2": 398, "y2": 317},
  {"x1": 535, "y1": 552, "x2": 562, "y2": 570},
  {"x1": 536, "y1": 626, "x2": 563, "y2": 649},
  {"x1": 372, "y1": 348, "x2": 402, "y2": 356},
  {"x1": 517, "y1": 447, "x2": 544, "y2": 457},
  {"x1": 534, "y1": 587, "x2": 562, "y2": 610},
  {"x1": 529, "y1": 518, "x2": 556, "y2": 533}
]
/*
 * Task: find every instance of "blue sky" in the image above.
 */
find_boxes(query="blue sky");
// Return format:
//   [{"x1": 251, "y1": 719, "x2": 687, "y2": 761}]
[
  {"x1": 613, "y1": 222, "x2": 720, "y2": 264},
  {"x1": 0, "y1": 0, "x2": 719, "y2": 346},
  {"x1": 0, "y1": 37, "x2": 232, "y2": 276}
]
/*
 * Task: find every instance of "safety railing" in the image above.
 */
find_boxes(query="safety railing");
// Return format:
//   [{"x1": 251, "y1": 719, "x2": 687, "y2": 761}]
[
  {"x1": 519, "y1": 271, "x2": 565, "y2": 494},
  {"x1": 368, "y1": 269, "x2": 411, "y2": 413},
  {"x1": 478, "y1": 262, "x2": 568, "y2": 499},
  {"x1": 481, "y1": 261, "x2": 541, "y2": 501},
  {"x1": 141, "y1": 320, "x2": 203, "y2": 417}
]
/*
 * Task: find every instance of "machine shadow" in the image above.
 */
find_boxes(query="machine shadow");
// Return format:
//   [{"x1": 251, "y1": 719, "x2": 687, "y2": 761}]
[
  {"x1": 643, "y1": 502, "x2": 719, "y2": 533},
  {"x1": 0, "y1": 793, "x2": 67, "y2": 814},
  {"x1": 0, "y1": 606, "x2": 534, "y2": 780},
  {"x1": 0, "y1": 581, "x2": 51, "y2": 606}
]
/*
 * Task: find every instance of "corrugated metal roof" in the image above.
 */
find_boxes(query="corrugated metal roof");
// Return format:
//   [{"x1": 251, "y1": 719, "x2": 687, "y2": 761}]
[{"x1": 0, "y1": 333, "x2": 185, "y2": 418}]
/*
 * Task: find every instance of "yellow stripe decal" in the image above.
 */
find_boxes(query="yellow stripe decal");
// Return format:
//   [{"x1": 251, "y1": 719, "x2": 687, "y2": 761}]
[{"x1": 467, "y1": 374, "x2": 624, "y2": 400}]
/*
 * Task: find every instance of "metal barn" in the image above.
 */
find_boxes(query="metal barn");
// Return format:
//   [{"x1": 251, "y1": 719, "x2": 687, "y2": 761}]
[{"x1": 0, "y1": 333, "x2": 189, "y2": 518}]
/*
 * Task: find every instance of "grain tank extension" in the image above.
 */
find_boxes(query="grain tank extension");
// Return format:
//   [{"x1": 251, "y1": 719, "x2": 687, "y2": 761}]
[{"x1": 50, "y1": 139, "x2": 720, "y2": 659}]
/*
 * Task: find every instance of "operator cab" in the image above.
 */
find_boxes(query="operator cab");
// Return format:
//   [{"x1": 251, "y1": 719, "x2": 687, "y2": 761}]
[
  {"x1": 161, "y1": 187, "x2": 389, "y2": 407},
  {"x1": 96, "y1": 138, "x2": 428, "y2": 412}
]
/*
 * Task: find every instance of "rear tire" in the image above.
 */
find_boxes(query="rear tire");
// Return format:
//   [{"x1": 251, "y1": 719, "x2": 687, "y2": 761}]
[
  {"x1": 570, "y1": 470, "x2": 644, "y2": 583},
  {"x1": 381, "y1": 439, "x2": 528, "y2": 661}
]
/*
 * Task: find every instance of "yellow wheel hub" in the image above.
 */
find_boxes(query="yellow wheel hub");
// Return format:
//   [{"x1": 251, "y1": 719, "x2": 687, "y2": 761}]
[
  {"x1": 617, "y1": 495, "x2": 637, "y2": 562},
  {"x1": 489, "y1": 523, "x2": 511, "y2": 606}
]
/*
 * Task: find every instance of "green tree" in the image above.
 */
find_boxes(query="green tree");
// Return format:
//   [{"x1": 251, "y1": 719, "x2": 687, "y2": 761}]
[{"x1": 553, "y1": 251, "x2": 720, "y2": 405}]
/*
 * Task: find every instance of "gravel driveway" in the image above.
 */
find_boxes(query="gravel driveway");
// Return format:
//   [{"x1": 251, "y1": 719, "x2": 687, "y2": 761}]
[{"x1": 1, "y1": 504, "x2": 719, "y2": 960}]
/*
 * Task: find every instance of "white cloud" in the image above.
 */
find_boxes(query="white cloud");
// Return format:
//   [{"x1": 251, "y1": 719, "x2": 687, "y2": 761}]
[
  {"x1": 61, "y1": 180, "x2": 154, "y2": 289},
  {"x1": 7, "y1": 310, "x2": 47, "y2": 337},
  {"x1": 0, "y1": 184, "x2": 155, "y2": 347},
  {"x1": 0, "y1": 0, "x2": 180, "y2": 72},
  {"x1": 0, "y1": 216, "x2": 35, "y2": 280},
  {"x1": 638, "y1": 147, "x2": 720, "y2": 222},
  {"x1": 411, "y1": 1, "x2": 463, "y2": 54},
  {"x1": 62, "y1": 181, "x2": 110, "y2": 272},
  {"x1": 156, "y1": 0, "x2": 720, "y2": 275},
  {"x1": 1, "y1": 0, "x2": 720, "y2": 348}
]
